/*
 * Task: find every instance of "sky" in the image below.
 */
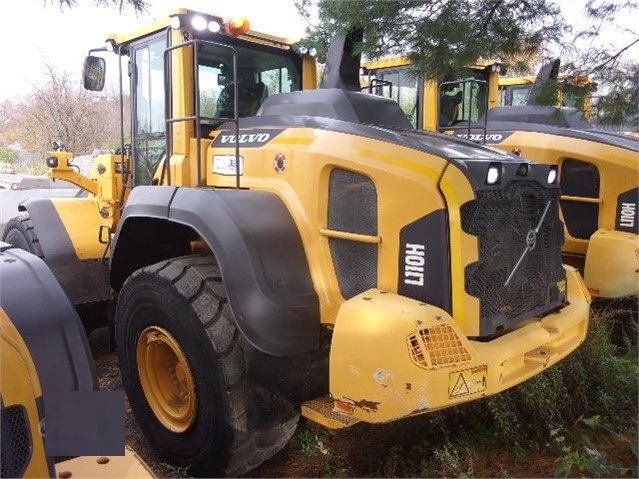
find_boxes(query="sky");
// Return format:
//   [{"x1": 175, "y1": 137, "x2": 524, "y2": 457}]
[
  {"x1": 0, "y1": 0, "x2": 637, "y2": 102},
  {"x1": 0, "y1": 0, "x2": 310, "y2": 101}
]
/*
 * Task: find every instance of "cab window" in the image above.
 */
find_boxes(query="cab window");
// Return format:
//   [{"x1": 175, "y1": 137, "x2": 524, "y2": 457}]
[{"x1": 132, "y1": 34, "x2": 166, "y2": 186}]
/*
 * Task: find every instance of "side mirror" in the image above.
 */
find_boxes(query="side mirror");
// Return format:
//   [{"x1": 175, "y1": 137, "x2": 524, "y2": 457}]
[{"x1": 83, "y1": 55, "x2": 106, "y2": 91}]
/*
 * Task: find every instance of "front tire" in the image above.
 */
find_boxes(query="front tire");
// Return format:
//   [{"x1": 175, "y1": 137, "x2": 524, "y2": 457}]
[
  {"x1": 116, "y1": 255, "x2": 295, "y2": 477},
  {"x1": 2, "y1": 213, "x2": 43, "y2": 256}
]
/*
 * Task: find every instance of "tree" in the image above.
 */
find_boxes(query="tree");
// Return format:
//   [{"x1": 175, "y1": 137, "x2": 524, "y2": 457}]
[
  {"x1": 6, "y1": 64, "x2": 130, "y2": 157},
  {"x1": 557, "y1": 0, "x2": 639, "y2": 126},
  {"x1": 45, "y1": 0, "x2": 147, "y2": 12},
  {"x1": 295, "y1": 0, "x2": 567, "y2": 82},
  {"x1": 0, "y1": 146, "x2": 17, "y2": 164}
]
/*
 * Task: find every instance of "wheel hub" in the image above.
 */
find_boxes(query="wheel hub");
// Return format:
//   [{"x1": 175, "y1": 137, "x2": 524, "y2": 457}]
[{"x1": 137, "y1": 326, "x2": 197, "y2": 433}]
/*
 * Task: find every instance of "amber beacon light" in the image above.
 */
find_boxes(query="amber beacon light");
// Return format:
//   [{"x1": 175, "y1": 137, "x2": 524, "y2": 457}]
[{"x1": 225, "y1": 17, "x2": 251, "y2": 36}]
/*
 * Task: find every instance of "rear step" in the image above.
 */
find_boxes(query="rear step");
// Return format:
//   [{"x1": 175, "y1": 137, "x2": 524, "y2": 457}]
[{"x1": 301, "y1": 396, "x2": 361, "y2": 429}]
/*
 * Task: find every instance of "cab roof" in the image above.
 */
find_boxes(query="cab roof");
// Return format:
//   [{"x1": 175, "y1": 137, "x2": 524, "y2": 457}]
[
  {"x1": 106, "y1": 7, "x2": 297, "y2": 48},
  {"x1": 362, "y1": 56, "x2": 503, "y2": 72}
]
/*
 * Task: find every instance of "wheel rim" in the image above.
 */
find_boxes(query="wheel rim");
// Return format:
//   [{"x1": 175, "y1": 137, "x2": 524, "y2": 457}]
[{"x1": 137, "y1": 326, "x2": 197, "y2": 433}]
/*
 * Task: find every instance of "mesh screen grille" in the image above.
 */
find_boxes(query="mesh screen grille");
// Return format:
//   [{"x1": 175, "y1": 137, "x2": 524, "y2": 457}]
[
  {"x1": 461, "y1": 181, "x2": 565, "y2": 335},
  {"x1": 408, "y1": 324, "x2": 471, "y2": 368},
  {"x1": 1, "y1": 405, "x2": 32, "y2": 478},
  {"x1": 328, "y1": 169, "x2": 378, "y2": 299}
]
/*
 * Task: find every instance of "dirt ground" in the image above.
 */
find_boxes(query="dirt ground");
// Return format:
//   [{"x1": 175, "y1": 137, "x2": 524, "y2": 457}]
[{"x1": 90, "y1": 327, "x2": 637, "y2": 479}]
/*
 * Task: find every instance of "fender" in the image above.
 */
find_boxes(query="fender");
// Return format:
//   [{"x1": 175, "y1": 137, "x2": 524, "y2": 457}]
[
  {"x1": 110, "y1": 186, "x2": 321, "y2": 356},
  {"x1": 0, "y1": 242, "x2": 98, "y2": 394},
  {"x1": 18, "y1": 198, "x2": 111, "y2": 305}
]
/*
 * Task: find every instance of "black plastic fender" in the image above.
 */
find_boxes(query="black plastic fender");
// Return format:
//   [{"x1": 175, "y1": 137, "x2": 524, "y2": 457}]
[
  {"x1": 110, "y1": 186, "x2": 321, "y2": 357},
  {"x1": 0, "y1": 242, "x2": 98, "y2": 394}
]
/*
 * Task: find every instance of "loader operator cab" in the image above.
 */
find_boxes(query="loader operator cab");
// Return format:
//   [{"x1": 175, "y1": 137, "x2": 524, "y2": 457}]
[
  {"x1": 84, "y1": 8, "x2": 307, "y2": 187},
  {"x1": 362, "y1": 58, "x2": 503, "y2": 131}
]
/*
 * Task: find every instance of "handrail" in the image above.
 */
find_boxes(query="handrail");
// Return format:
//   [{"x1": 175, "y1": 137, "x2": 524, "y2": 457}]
[{"x1": 163, "y1": 39, "x2": 241, "y2": 188}]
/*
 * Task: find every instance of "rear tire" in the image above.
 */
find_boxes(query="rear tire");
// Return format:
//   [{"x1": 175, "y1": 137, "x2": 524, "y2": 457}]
[
  {"x1": 2, "y1": 213, "x2": 43, "y2": 256},
  {"x1": 116, "y1": 254, "x2": 296, "y2": 477}
]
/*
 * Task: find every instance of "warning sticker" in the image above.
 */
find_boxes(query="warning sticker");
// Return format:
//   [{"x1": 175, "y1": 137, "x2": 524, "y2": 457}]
[{"x1": 448, "y1": 366, "x2": 487, "y2": 398}]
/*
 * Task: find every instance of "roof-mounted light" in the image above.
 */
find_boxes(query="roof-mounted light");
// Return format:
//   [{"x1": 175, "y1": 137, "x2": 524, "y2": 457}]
[
  {"x1": 225, "y1": 17, "x2": 250, "y2": 36},
  {"x1": 170, "y1": 15, "x2": 181, "y2": 29},
  {"x1": 191, "y1": 15, "x2": 207, "y2": 31}
]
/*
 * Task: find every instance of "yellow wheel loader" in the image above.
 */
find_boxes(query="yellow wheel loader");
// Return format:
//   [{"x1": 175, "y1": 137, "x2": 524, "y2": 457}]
[
  {"x1": 3, "y1": 9, "x2": 590, "y2": 477},
  {"x1": 365, "y1": 59, "x2": 638, "y2": 299},
  {"x1": 0, "y1": 242, "x2": 153, "y2": 478},
  {"x1": 442, "y1": 96, "x2": 639, "y2": 299}
]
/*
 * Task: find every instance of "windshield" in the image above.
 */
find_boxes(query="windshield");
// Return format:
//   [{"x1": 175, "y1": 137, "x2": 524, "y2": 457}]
[
  {"x1": 197, "y1": 42, "x2": 302, "y2": 122},
  {"x1": 439, "y1": 78, "x2": 489, "y2": 127}
]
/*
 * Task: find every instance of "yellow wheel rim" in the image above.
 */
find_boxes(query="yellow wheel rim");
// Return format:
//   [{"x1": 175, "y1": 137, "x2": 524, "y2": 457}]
[{"x1": 137, "y1": 326, "x2": 197, "y2": 433}]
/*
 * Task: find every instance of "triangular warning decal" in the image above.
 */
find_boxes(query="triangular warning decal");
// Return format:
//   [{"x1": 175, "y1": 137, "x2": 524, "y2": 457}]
[{"x1": 450, "y1": 373, "x2": 470, "y2": 397}]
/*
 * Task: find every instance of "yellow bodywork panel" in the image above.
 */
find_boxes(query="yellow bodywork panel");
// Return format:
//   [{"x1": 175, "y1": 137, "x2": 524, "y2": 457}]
[
  {"x1": 55, "y1": 446, "x2": 154, "y2": 478},
  {"x1": 438, "y1": 163, "x2": 479, "y2": 336},
  {"x1": 205, "y1": 127, "x2": 449, "y2": 324},
  {"x1": 328, "y1": 266, "x2": 589, "y2": 425},
  {"x1": 0, "y1": 309, "x2": 50, "y2": 479},
  {"x1": 89, "y1": 153, "x2": 126, "y2": 206},
  {"x1": 584, "y1": 229, "x2": 639, "y2": 298},
  {"x1": 51, "y1": 198, "x2": 113, "y2": 260},
  {"x1": 47, "y1": 152, "x2": 125, "y2": 260}
]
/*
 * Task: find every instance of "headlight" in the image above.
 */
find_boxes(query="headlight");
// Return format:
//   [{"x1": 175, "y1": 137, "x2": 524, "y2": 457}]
[
  {"x1": 547, "y1": 166, "x2": 558, "y2": 184},
  {"x1": 486, "y1": 164, "x2": 501, "y2": 185},
  {"x1": 191, "y1": 16, "x2": 207, "y2": 31},
  {"x1": 208, "y1": 20, "x2": 221, "y2": 33},
  {"x1": 170, "y1": 15, "x2": 181, "y2": 29}
]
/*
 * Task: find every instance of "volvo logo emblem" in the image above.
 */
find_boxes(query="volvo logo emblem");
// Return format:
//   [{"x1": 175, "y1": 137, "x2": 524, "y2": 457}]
[
  {"x1": 504, "y1": 200, "x2": 552, "y2": 287},
  {"x1": 525, "y1": 229, "x2": 537, "y2": 251}
]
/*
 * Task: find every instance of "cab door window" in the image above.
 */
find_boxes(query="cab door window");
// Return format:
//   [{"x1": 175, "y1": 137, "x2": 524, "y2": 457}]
[{"x1": 132, "y1": 34, "x2": 166, "y2": 186}]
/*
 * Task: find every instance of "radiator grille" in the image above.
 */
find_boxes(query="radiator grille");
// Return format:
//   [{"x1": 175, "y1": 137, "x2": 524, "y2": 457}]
[
  {"x1": 408, "y1": 324, "x2": 471, "y2": 368},
  {"x1": 328, "y1": 169, "x2": 378, "y2": 299},
  {"x1": 461, "y1": 181, "x2": 566, "y2": 336},
  {"x1": 1, "y1": 405, "x2": 32, "y2": 478}
]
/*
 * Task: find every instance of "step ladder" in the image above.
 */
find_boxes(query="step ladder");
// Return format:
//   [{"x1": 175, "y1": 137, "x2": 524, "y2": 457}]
[{"x1": 301, "y1": 396, "x2": 361, "y2": 429}]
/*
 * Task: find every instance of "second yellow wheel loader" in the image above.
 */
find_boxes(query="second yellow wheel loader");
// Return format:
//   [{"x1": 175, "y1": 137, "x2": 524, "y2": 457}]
[
  {"x1": 2, "y1": 9, "x2": 590, "y2": 477},
  {"x1": 364, "y1": 59, "x2": 639, "y2": 299}
]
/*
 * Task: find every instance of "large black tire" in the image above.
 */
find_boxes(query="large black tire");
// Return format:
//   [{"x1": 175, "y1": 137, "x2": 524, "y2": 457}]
[
  {"x1": 115, "y1": 254, "x2": 297, "y2": 477},
  {"x1": 2, "y1": 213, "x2": 44, "y2": 257}
]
